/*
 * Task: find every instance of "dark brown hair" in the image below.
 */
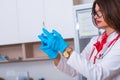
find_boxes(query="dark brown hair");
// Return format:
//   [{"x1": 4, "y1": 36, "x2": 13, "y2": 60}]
[
  {"x1": 92, "y1": 0, "x2": 120, "y2": 33},
  {"x1": 0, "y1": 77, "x2": 5, "y2": 80}
]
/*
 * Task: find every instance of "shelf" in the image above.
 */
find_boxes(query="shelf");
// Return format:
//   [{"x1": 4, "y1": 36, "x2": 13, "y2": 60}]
[
  {"x1": 0, "y1": 38, "x2": 74, "y2": 63},
  {"x1": 0, "y1": 58, "x2": 50, "y2": 64},
  {"x1": 0, "y1": 44, "x2": 23, "y2": 60},
  {"x1": 22, "y1": 42, "x2": 49, "y2": 59}
]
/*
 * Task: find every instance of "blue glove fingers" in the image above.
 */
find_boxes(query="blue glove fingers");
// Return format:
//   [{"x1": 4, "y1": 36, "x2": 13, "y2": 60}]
[
  {"x1": 42, "y1": 28, "x2": 53, "y2": 38},
  {"x1": 52, "y1": 29, "x2": 62, "y2": 38},
  {"x1": 38, "y1": 35, "x2": 47, "y2": 43},
  {"x1": 39, "y1": 42, "x2": 49, "y2": 50},
  {"x1": 38, "y1": 34, "x2": 49, "y2": 49},
  {"x1": 50, "y1": 38, "x2": 58, "y2": 50}
]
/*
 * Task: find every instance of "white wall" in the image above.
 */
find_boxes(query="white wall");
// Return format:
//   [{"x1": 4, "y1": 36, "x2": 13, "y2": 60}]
[{"x1": 0, "y1": 60, "x2": 74, "y2": 80}]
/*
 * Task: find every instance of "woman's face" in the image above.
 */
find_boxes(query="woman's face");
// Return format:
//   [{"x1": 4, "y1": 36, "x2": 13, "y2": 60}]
[{"x1": 94, "y1": 4, "x2": 108, "y2": 28}]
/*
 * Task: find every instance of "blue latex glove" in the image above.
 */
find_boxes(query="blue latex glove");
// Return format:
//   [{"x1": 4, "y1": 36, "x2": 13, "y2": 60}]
[
  {"x1": 38, "y1": 34, "x2": 58, "y2": 59},
  {"x1": 52, "y1": 29, "x2": 69, "y2": 53},
  {"x1": 42, "y1": 28, "x2": 69, "y2": 53}
]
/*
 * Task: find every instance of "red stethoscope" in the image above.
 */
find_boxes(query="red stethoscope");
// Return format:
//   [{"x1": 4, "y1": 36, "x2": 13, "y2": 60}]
[{"x1": 88, "y1": 33, "x2": 120, "y2": 64}]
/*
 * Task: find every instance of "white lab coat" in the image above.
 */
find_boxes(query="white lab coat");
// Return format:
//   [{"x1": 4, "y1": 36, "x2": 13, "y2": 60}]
[{"x1": 56, "y1": 32, "x2": 120, "y2": 80}]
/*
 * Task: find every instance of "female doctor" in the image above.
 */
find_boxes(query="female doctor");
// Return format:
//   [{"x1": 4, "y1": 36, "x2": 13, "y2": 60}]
[{"x1": 38, "y1": 0, "x2": 120, "y2": 80}]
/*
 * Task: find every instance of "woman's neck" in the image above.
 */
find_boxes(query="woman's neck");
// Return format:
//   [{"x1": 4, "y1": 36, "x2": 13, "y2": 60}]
[{"x1": 105, "y1": 27, "x2": 115, "y2": 36}]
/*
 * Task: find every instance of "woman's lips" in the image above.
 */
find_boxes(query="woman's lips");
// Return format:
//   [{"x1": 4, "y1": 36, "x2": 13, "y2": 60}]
[{"x1": 96, "y1": 20, "x2": 102, "y2": 24}]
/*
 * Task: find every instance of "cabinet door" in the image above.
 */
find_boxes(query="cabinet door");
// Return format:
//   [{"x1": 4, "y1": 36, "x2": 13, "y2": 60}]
[
  {"x1": 44, "y1": 0, "x2": 75, "y2": 39},
  {"x1": 0, "y1": 0, "x2": 19, "y2": 45},
  {"x1": 17, "y1": 0, "x2": 44, "y2": 43}
]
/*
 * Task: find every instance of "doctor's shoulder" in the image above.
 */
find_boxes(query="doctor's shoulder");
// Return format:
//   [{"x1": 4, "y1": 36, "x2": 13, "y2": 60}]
[
  {"x1": 110, "y1": 37, "x2": 120, "y2": 51},
  {"x1": 89, "y1": 35, "x2": 99, "y2": 44}
]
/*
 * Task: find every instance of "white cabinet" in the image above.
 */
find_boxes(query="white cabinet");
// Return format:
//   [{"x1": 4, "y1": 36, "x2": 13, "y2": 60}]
[
  {"x1": 44, "y1": 0, "x2": 75, "y2": 39},
  {"x1": 0, "y1": 0, "x2": 19, "y2": 45},
  {"x1": 80, "y1": 0, "x2": 94, "y2": 4},
  {"x1": 17, "y1": 0, "x2": 44, "y2": 43},
  {"x1": 0, "y1": 0, "x2": 74, "y2": 45}
]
